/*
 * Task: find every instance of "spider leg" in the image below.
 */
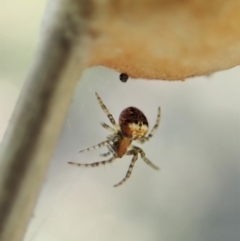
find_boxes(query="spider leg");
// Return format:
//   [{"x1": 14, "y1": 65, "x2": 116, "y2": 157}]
[
  {"x1": 95, "y1": 92, "x2": 117, "y2": 127},
  {"x1": 68, "y1": 156, "x2": 116, "y2": 167},
  {"x1": 101, "y1": 122, "x2": 116, "y2": 133},
  {"x1": 132, "y1": 146, "x2": 159, "y2": 170},
  {"x1": 137, "y1": 107, "x2": 161, "y2": 144},
  {"x1": 100, "y1": 151, "x2": 111, "y2": 157},
  {"x1": 79, "y1": 140, "x2": 110, "y2": 153},
  {"x1": 114, "y1": 151, "x2": 138, "y2": 187}
]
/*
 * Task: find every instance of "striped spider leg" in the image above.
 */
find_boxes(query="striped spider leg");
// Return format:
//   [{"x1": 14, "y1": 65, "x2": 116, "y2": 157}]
[
  {"x1": 113, "y1": 146, "x2": 159, "y2": 187},
  {"x1": 68, "y1": 93, "x2": 119, "y2": 166},
  {"x1": 137, "y1": 107, "x2": 161, "y2": 144},
  {"x1": 68, "y1": 92, "x2": 161, "y2": 187}
]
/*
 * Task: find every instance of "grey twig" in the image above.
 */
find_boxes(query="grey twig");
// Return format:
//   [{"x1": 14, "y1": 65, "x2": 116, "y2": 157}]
[{"x1": 0, "y1": 1, "x2": 94, "y2": 240}]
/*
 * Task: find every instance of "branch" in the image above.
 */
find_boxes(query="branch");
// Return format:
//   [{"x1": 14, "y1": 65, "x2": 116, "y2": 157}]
[{"x1": 0, "y1": 1, "x2": 93, "y2": 240}]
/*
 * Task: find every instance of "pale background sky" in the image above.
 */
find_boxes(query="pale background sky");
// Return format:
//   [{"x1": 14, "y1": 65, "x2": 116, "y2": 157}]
[{"x1": 0, "y1": 1, "x2": 240, "y2": 241}]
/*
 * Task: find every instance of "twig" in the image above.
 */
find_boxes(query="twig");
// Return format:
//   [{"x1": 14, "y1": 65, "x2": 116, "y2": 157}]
[{"x1": 0, "y1": 1, "x2": 93, "y2": 240}]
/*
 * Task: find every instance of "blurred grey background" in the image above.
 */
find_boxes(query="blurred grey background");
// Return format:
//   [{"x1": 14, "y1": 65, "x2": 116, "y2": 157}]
[{"x1": 1, "y1": 1, "x2": 240, "y2": 241}]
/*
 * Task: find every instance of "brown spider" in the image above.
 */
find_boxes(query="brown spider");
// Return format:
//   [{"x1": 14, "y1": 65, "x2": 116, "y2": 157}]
[{"x1": 68, "y1": 92, "x2": 161, "y2": 187}]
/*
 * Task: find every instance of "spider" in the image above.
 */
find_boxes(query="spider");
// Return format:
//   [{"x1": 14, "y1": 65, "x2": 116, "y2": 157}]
[{"x1": 68, "y1": 92, "x2": 161, "y2": 187}]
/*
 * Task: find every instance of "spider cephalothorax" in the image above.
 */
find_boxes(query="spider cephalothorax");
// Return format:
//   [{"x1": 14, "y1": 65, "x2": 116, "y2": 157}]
[{"x1": 68, "y1": 92, "x2": 161, "y2": 187}]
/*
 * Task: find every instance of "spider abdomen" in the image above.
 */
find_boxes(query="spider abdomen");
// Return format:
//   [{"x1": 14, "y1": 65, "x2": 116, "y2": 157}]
[{"x1": 119, "y1": 107, "x2": 149, "y2": 140}]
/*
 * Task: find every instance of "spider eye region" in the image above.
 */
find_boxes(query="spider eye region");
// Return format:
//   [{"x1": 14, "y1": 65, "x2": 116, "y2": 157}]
[{"x1": 119, "y1": 107, "x2": 149, "y2": 140}]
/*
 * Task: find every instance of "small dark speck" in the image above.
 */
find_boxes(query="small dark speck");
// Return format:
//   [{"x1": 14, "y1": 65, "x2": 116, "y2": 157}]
[{"x1": 119, "y1": 73, "x2": 129, "y2": 82}]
